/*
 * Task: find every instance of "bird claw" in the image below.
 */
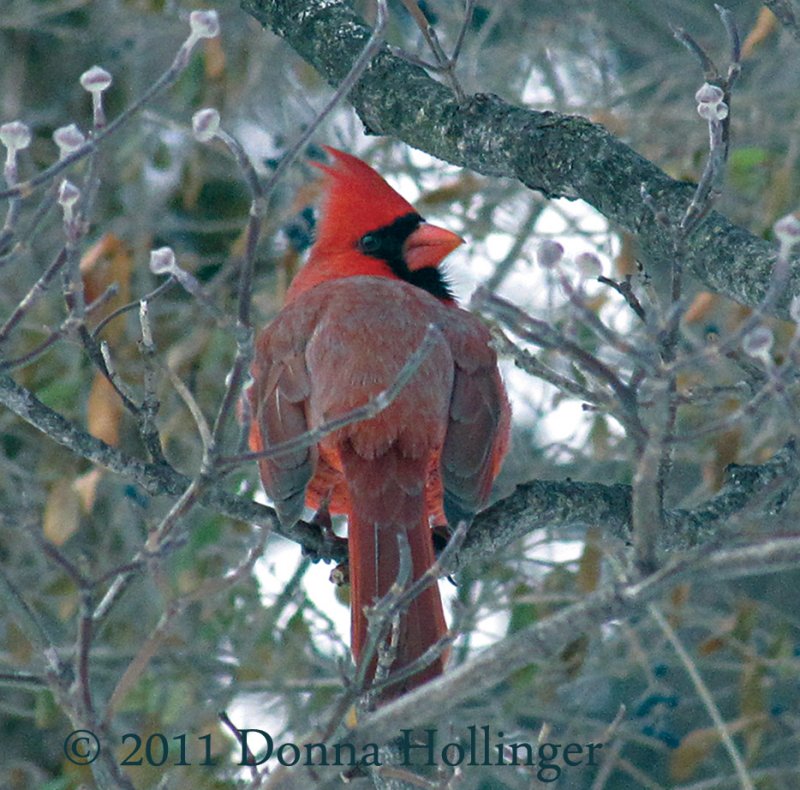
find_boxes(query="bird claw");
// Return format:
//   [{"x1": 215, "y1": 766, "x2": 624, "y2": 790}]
[
  {"x1": 301, "y1": 500, "x2": 348, "y2": 564},
  {"x1": 431, "y1": 524, "x2": 458, "y2": 586}
]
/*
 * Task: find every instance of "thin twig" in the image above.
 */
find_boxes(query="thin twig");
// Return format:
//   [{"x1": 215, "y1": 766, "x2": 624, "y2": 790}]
[
  {"x1": 0, "y1": 23, "x2": 215, "y2": 201},
  {"x1": 649, "y1": 604, "x2": 755, "y2": 790},
  {"x1": 258, "y1": 0, "x2": 390, "y2": 202},
  {"x1": 474, "y1": 288, "x2": 646, "y2": 443},
  {"x1": 0, "y1": 248, "x2": 69, "y2": 346},
  {"x1": 90, "y1": 276, "x2": 175, "y2": 339}
]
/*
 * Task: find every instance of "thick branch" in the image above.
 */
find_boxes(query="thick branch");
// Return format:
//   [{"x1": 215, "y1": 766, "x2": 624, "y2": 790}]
[
  {"x1": 3, "y1": 372, "x2": 796, "y2": 573},
  {"x1": 241, "y1": 0, "x2": 798, "y2": 317},
  {"x1": 464, "y1": 439, "x2": 799, "y2": 566},
  {"x1": 265, "y1": 532, "x2": 800, "y2": 789},
  {"x1": 0, "y1": 374, "x2": 329, "y2": 555}
]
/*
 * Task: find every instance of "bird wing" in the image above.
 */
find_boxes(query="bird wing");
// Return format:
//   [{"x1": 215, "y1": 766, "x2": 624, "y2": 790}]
[
  {"x1": 249, "y1": 304, "x2": 317, "y2": 527},
  {"x1": 440, "y1": 313, "x2": 510, "y2": 527}
]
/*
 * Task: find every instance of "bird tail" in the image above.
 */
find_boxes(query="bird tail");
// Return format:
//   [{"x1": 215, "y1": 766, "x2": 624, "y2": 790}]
[{"x1": 340, "y1": 442, "x2": 448, "y2": 699}]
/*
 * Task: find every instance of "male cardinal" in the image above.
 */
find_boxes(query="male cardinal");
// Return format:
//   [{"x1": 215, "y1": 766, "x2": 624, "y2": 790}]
[{"x1": 249, "y1": 146, "x2": 509, "y2": 698}]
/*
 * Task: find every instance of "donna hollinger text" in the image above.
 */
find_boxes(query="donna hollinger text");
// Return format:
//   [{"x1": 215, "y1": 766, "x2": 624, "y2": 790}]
[{"x1": 238, "y1": 725, "x2": 604, "y2": 781}]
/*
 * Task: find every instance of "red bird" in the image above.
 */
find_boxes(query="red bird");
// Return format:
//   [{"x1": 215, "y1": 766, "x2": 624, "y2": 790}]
[{"x1": 249, "y1": 147, "x2": 509, "y2": 698}]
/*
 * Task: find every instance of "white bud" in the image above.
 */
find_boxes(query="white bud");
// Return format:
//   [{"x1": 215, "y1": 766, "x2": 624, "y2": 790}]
[
  {"x1": 57, "y1": 179, "x2": 80, "y2": 207},
  {"x1": 575, "y1": 252, "x2": 602, "y2": 278},
  {"x1": 0, "y1": 120, "x2": 32, "y2": 152},
  {"x1": 742, "y1": 325, "x2": 774, "y2": 359},
  {"x1": 80, "y1": 66, "x2": 112, "y2": 94},
  {"x1": 189, "y1": 10, "x2": 220, "y2": 39},
  {"x1": 192, "y1": 108, "x2": 221, "y2": 142},
  {"x1": 790, "y1": 294, "x2": 800, "y2": 323},
  {"x1": 53, "y1": 124, "x2": 86, "y2": 157},
  {"x1": 695, "y1": 83, "x2": 724, "y2": 104},
  {"x1": 774, "y1": 213, "x2": 800, "y2": 247},
  {"x1": 536, "y1": 240, "x2": 564, "y2": 269},
  {"x1": 697, "y1": 102, "x2": 728, "y2": 122},
  {"x1": 149, "y1": 247, "x2": 177, "y2": 276},
  {"x1": 712, "y1": 101, "x2": 728, "y2": 121}
]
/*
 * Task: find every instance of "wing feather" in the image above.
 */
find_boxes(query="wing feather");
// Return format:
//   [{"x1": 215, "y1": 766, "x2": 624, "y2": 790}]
[
  {"x1": 440, "y1": 317, "x2": 509, "y2": 526},
  {"x1": 250, "y1": 318, "x2": 317, "y2": 527}
]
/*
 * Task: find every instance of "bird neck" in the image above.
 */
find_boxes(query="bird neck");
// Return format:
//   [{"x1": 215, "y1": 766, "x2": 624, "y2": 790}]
[
  {"x1": 286, "y1": 249, "x2": 399, "y2": 303},
  {"x1": 285, "y1": 248, "x2": 459, "y2": 308}
]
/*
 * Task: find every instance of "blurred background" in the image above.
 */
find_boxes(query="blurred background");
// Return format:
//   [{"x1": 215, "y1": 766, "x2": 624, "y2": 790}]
[{"x1": 1, "y1": 1, "x2": 799, "y2": 787}]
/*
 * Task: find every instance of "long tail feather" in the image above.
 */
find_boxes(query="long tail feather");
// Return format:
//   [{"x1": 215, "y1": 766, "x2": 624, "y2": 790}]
[{"x1": 341, "y1": 441, "x2": 448, "y2": 699}]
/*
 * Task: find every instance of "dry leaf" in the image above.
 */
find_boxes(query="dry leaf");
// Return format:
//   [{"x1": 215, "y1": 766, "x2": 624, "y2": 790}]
[
  {"x1": 417, "y1": 173, "x2": 481, "y2": 209},
  {"x1": 698, "y1": 635, "x2": 727, "y2": 656},
  {"x1": 577, "y1": 527, "x2": 602, "y2": 594},
  {"x1": 43, "y1": 478, "x2": 80, "y2": 546},
  {"x1": 80, "y1": 232, "x2": 132, "y2": 341},
  {"x1": 87, "y1": 372, "x2": 122, "y2": 447},
  {"x1": 742, "y1": 8, "x2": 778, "y2": 59},
  {"x1": 345, "y1": 704, "x2": 358, "y2": 729},
  {"x1": 670, "y1": 727, "x2": 720, "y2": 782},
  {"x1": 203, "y1": 35, "x2": 226, "y2": 80},
  {"x1": 683, "y1": 292, "x2": 717, "y2": 324},
  {"x1": 73, "y1": 467, "x2": 104, "y2": 513},
  {"x1": 703, "y1": 427, "x2": 742, "y2": 492},
  {"x1": 670, "y1": 583, "x2": 691, "y2": 610},
  {"x1": 614, "y1": 233, "x2": 636, "y2": 277},
  {"x1": 590, "y1": 109, "x2": 628, "y2": 137}
]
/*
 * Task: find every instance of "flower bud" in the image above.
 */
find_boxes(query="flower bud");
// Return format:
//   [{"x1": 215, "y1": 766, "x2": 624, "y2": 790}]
[
  {"x1": 774, "y1": 212, "x2": 800, "y2": 248},
  {"x1": 192, "y1": 108, "x2": 220, "y2": 142},
  {"x1": 58, "y1": 179, "x2": 81, "y2": 226},
  {"x1": 0, "y1": 120, "x2": 32, "y2": 153},
  {"x1": 790, "y1": 294, "x2": 800, "y2": 323},
  {"x1": 189, "y1": 10, "x2": 220, "y2": 39},
  {"x1": 57, "y1": 179, "x2": 80, "y2": 208},
  {"x1": 742, "y1": 325, "x2": 774, "y2": 359},
  {"x1": 53, "y1": 124, "x2": 86, "y2": 158},
  {"x1": 80, "y1": 66, "x2": 112, "y2": 127},
  {"x1": 575, "y1": 252, "x2": 602, "y2": 278},
  {"x1": 694, "y1": 83, "x2": 724, "y2": 104},
  {"x1": 697, "y1": 101, "x2": 728, "y2": 122},
  {"x1": 149, "y1": 247, "x2": 177, "y2": 276},
  {"x1": 536, "y1": 240, "x2": 564, "y2": 269},
  {"x1": 80, "y1": 66, "x2": 112, "y2": 94}
]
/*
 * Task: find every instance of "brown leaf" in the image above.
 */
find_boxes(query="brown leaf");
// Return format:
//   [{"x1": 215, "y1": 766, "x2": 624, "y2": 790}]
[
  {"x1": 683, "y1": 292, "x2": 717, "y2": 324},
  {"x1": 703, "y1": 427, "x2": 742, "y2": 492},
  {"x1": 670, "y1": 727, "x2": 720, "y2": 782},
  {"x1": 698, "y1": 635, "x2": 727, "y2": 656},
  {"x1": 416, "y1": 173, "x2": 481, "y2": 209},
  {"x1": 590, "y1": 109, "x2": 628, "y2": 138},
  {"x1": 561, "y1": 633, "x2": 589, "y2": 678},
  {"x1": 577, "y1": 527, "x2": 602, "y2": 594},
  {"x1": 742, "y1": 8, "x2": 778, "y2": 60},
  {"x1": 73, "y1": 467, "x2": 104, "y2": 513},
  {"x1": 203, "y1": 36, "x2": 226, "y2": 80},
  {"x1": 43, "y1": 478, "x2": 80, "y2": 546},
  {"x1": 80, "y1": 232, "x2": 132, "y2": 341},
  {"x1": 87, "y1": 372, "x2": 122, "y2": 447},
  {"x1": 670, "y1": 584, "x2": 691, "y2": 609},
  {"x1": 614, "y1": 233, "x2": 637, "y2": 277}
]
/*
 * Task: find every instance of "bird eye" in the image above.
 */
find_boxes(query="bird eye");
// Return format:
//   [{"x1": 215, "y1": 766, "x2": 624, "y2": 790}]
[{"x1": 359, "y1": 233, "x2": 381, "y2": 254}]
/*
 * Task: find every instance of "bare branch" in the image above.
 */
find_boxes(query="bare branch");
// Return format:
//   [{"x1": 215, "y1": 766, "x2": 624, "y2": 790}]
[{"x1": 242, "y1": 0, "x2": 800, "y2": 319}]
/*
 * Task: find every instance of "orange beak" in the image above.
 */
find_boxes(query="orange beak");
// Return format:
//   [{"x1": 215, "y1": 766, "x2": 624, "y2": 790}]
[{"x1": 403, "y1": 222, "x2": 464, "y2": 271}]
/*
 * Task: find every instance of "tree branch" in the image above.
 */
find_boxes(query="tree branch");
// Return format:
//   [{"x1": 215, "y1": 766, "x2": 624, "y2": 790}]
[
  {"x1": 263, "y1": 531, "x2": 800, "y2": 789},
  {"x1": 0, "y1": 373, "x2": 332, "y2": 554},
  {"x1": 463, "y1": 438, "x2": 799, "y2": 568},
  {"x1": 3, "y1": 370, "x2": 797, "y2": 574},
  {"x1": 241, "y1": 0, "x2": 799, "y2": 318}
]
